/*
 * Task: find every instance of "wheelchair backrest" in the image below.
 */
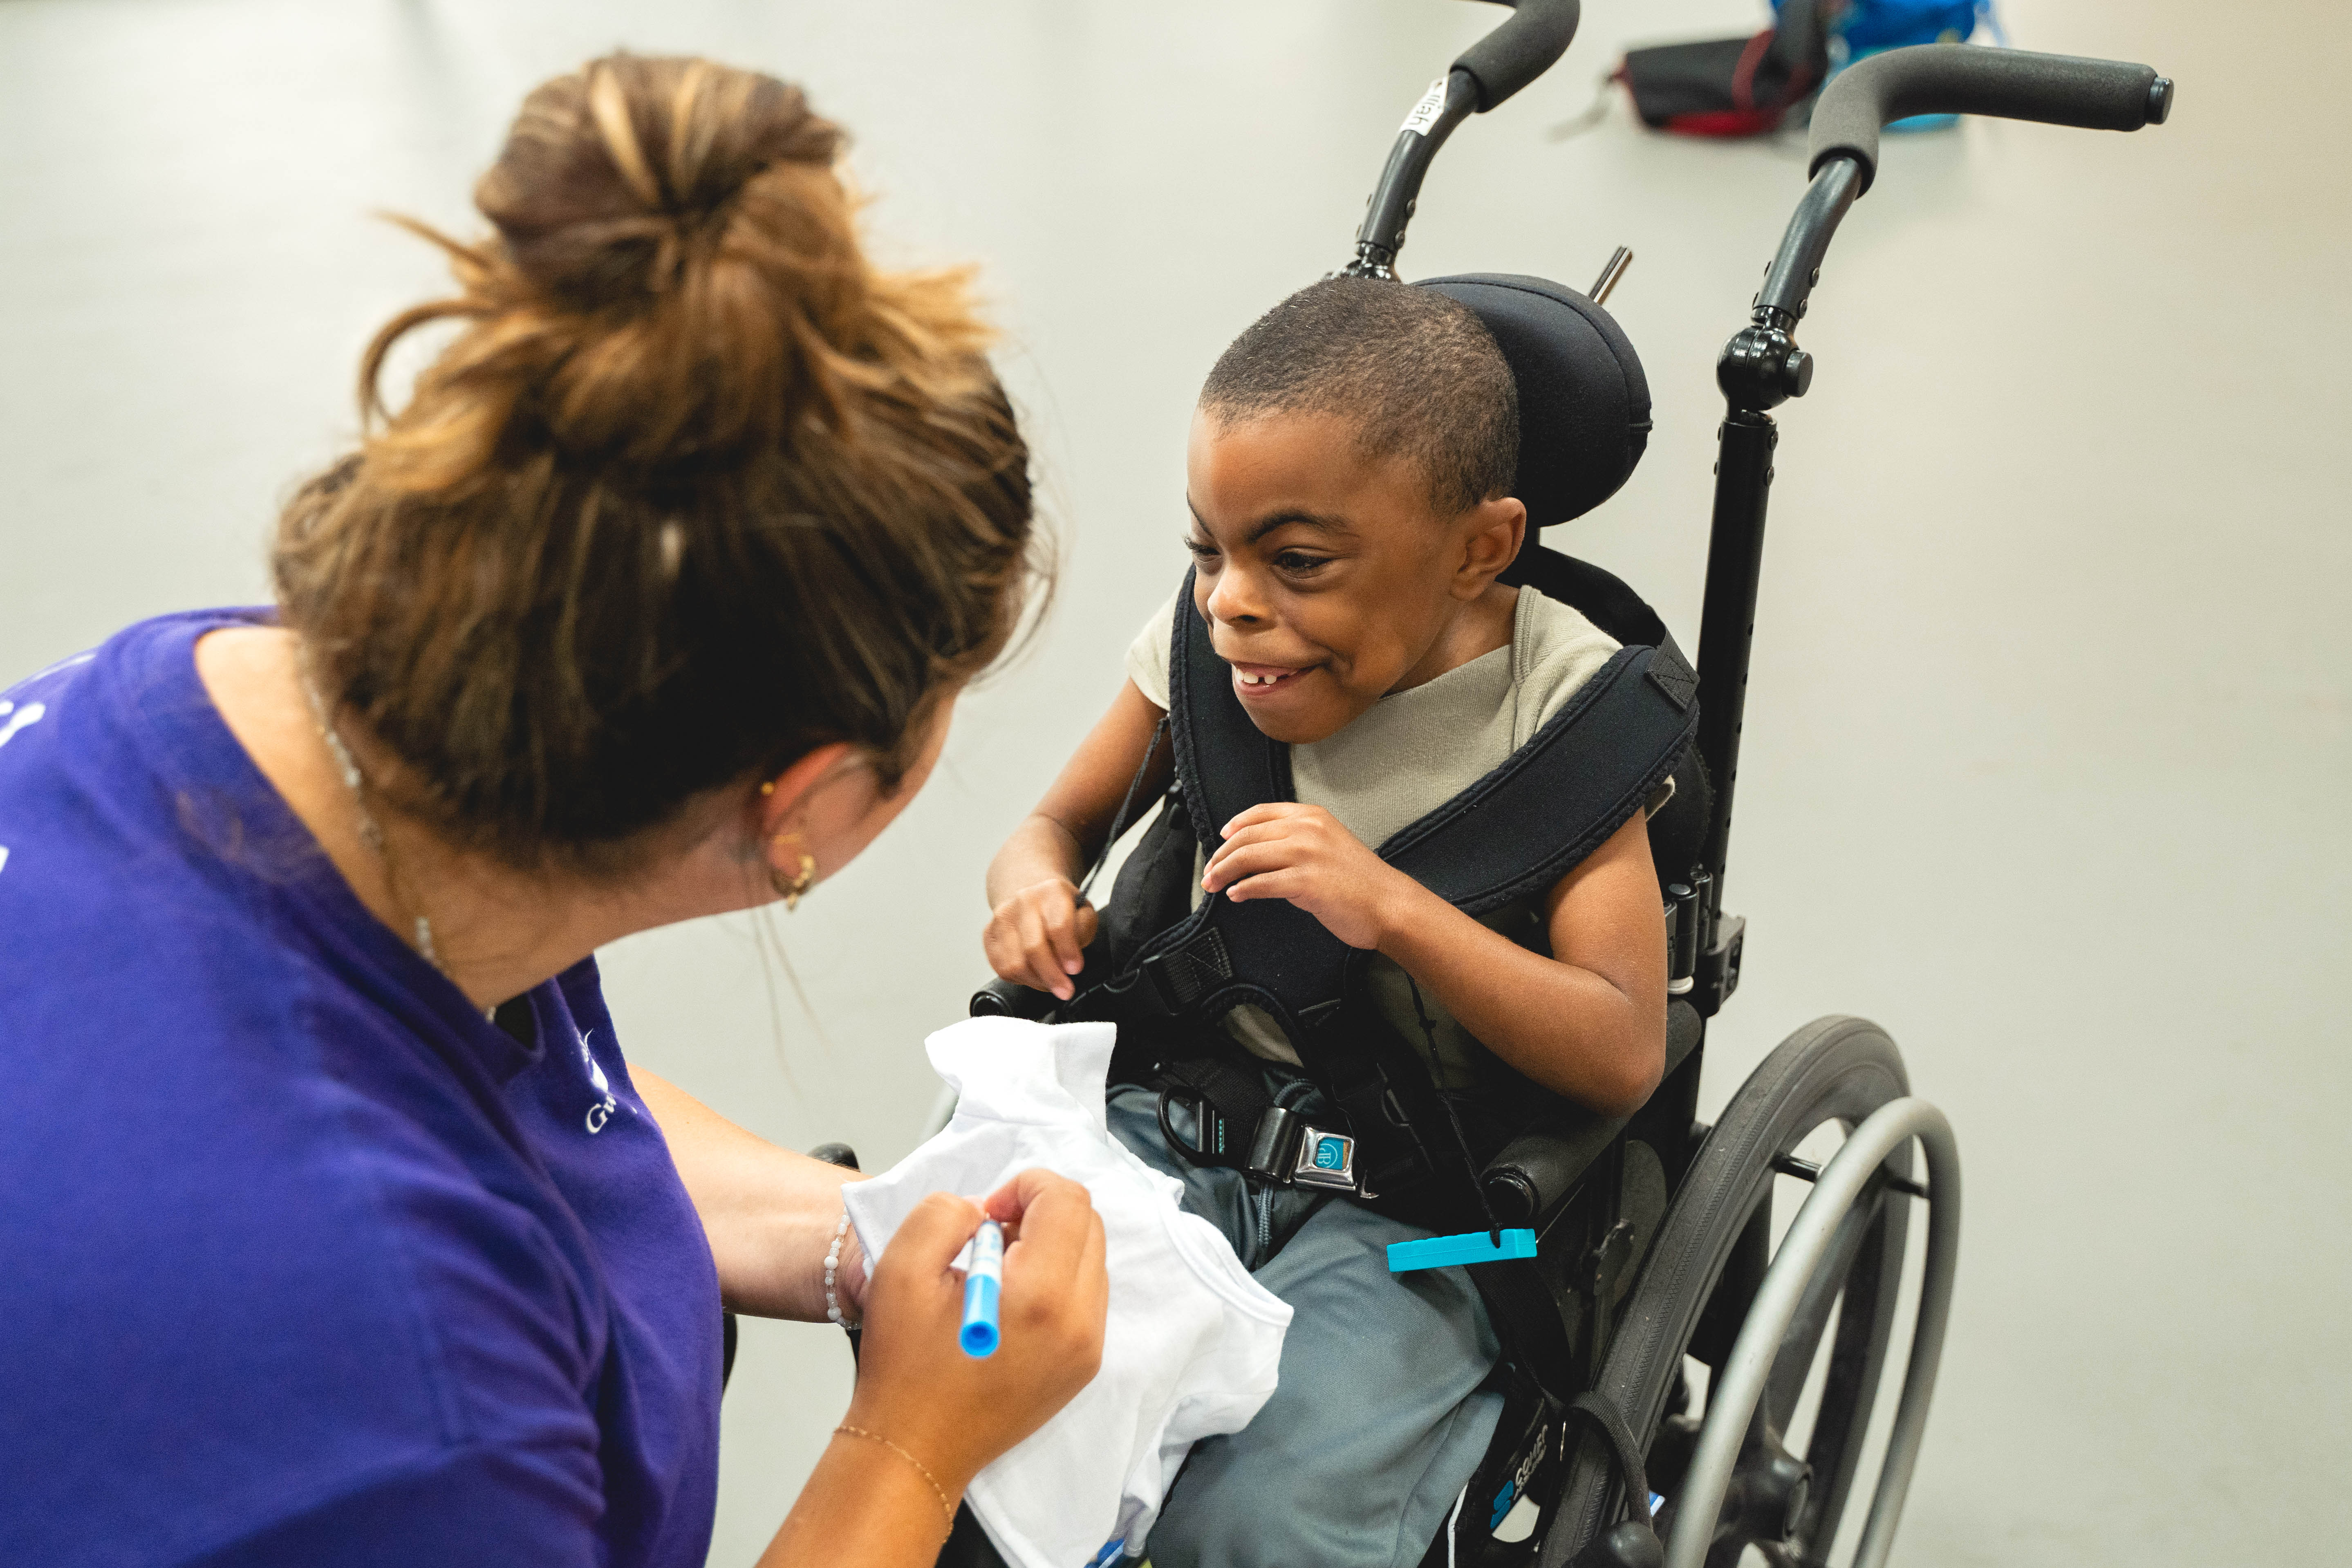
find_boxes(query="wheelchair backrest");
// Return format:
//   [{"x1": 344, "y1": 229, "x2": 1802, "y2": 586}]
[{"x1": 1415, "y1": 272, "x2": 1652, "y2": 529}]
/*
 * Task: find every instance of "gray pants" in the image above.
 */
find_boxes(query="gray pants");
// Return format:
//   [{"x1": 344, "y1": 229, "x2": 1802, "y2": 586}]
[{"x1": 1107, "y1": 1071, "x2": 1503, "y2": 1568}]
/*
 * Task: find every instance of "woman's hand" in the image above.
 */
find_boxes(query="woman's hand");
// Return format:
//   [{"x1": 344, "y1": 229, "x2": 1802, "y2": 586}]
[
  {"x1": 843, "y1": 1169, "x2": 1108, "y2": 1493},
  {"x1": 982, "y1": 878, "x2": 1100, "y2": 1001},
  {"x1": 1202, "y1": 802, "x2": 1426, "y2": 950}
]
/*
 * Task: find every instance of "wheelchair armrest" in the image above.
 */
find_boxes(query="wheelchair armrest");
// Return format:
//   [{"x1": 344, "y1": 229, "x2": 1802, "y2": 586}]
[
  {"x1": 1478, "y1": 1000, "x2": 1705, "y2": 1230},
  {"x1": 1483, "y1": 1115, "x2": 1622, "y2": 1231},
  {"x1": 969, "y1": 976, "x2": 1058, "y2": 1020}
]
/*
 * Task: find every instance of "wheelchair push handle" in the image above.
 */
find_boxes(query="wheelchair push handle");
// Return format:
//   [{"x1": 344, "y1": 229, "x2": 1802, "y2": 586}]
[
  {"x1": 1809, "y1": 43, "x2": 2173, "y2": 195},
  {"x1": 1692, "y1": 42, "x2": 2173, "y2": 985},
  {"x1": 1347, "y1": 0, "x2": 1581, "y2": 278},
  {"x1": 1752, "y1": 44, "x2": 2173, "y2": 346},
  {"x1": 1452, "y1": 0, "x2": 1581, "y2": 114}
]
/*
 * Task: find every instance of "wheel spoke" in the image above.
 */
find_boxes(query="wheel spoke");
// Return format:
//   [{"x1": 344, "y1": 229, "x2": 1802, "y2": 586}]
[
  {"x1": 1763, "y1": 1178, "x2": 1882, "y2": 1430},
  {"x1": 1789, "y1": 1150, "x2": 1912, "y2": 1554}
]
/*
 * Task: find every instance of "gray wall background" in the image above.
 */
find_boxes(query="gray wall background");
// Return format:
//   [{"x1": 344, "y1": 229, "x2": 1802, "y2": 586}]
[{"x1": 2, "y1": 1, "x2": 2342, "y2": 1563}]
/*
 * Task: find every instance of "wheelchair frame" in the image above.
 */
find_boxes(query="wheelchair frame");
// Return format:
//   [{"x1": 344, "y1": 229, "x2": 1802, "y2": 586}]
[
  {"x1": 1332, "y1": 10, "x2": 2170, "y2": 1566},
  {"x1": 809, "y1": 8, "x2": 2172, "y2": 1567}
]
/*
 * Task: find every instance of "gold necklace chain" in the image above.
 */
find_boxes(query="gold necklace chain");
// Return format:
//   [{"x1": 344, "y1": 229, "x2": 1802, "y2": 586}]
[{"x1": 297, "y1": 666, "x2": 444, "y2": 974}]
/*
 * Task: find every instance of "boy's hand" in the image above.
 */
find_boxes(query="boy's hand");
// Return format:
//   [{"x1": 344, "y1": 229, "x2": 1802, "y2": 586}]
[
  {"x1": 983, "y1": 878, "x2": 1100, "y2": 1001},
  {"x1": 1203, "y1": 802, "x2": 1423, "y2": 950}
]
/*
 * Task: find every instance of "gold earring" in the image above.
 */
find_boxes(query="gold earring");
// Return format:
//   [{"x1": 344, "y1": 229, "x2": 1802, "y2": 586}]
[{"x1": 770, "y1": 833, "x2": 817, "y2": 910}]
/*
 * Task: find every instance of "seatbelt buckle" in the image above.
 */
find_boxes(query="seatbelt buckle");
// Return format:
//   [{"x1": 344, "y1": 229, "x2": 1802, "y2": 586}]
[
  {"x1": 1288, "y1": 1123, "x2": 1362, "y2": 1192},
  {"x1": 1162, "y1": 1082, "x2": 1374, "y2": 1196},
  {"x1": 1243, "y1": 1104, "x2": 1362, "y2": 1193}
]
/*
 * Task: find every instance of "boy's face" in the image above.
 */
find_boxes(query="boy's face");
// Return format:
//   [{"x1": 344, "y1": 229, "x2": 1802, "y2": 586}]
[{"x1": 1183, "y1": 407, "x2": 1521, "y2": 745}]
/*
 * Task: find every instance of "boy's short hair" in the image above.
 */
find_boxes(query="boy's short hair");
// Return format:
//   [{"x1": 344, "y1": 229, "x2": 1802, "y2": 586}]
[{"x1": 1199, "y1": 277, "x2": 1518, "y2": 515}]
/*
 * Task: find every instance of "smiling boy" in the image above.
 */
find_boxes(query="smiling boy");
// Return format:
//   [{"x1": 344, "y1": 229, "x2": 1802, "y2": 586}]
[{"x1": 981, "y1": 278, "x2": 1667, "y2": 1567}]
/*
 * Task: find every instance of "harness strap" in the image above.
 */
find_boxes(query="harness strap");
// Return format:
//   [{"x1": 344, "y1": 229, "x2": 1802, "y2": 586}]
[
  {"x1": 1079, "y1": 713, "x2": 1169, "y2": 903},
  {"x1": 1101, "y1": 561, "x2": 1700, "y2": 1225},
  {"x1": 1565, "y1": 1390, "x2": 1655, "y2": 1532},
  {"x1": 1138, "y1": 567, "x2": 1698, "y2": 1040}
]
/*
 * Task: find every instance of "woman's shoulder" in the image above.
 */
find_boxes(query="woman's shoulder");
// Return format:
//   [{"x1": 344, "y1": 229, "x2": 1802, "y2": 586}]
[
  {"x1": 0, "y1": 951, "x2": 612, "y2": 1565},
  {"x1": 9, "y1": 932, "x2": 609, "y2": 1335}
]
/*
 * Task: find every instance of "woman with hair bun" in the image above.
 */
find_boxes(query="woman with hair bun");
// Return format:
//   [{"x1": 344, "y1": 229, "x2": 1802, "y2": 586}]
[{"x1": 0, "y1": 54, "x2": 1103, "y2": 1568}]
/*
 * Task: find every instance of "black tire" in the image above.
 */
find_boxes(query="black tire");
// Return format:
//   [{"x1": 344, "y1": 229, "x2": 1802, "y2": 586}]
[{"x1": 1542, "y1": 1016, "x2": 1914, "y2": 1566}]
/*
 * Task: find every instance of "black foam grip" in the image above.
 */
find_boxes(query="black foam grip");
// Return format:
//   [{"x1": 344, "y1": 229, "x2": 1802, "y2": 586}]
[
  {"x1": 970, "y1": 976, "x2": 1056, "y2": 1019},
  {"x1": 1809, "y1": 43, "x2": 2166, "y2": 192},
  {"x1": 1452, "y1": 0, "x2": 1581, "y2": 112}
]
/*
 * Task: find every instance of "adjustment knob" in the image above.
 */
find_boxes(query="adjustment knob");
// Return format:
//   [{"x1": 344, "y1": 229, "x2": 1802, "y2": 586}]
[{"x1": 1783, "y1": 349, "x2": 1813, "y2": 399}]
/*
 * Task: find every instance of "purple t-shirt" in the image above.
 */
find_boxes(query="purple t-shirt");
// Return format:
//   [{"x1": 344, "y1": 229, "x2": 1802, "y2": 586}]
[{"x1": 0, "y1": 610, "x2": 722, "y2": 1568}]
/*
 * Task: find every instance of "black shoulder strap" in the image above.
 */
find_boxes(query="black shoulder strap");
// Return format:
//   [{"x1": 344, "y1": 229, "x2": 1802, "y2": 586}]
[
  {"x1": 1164, "y1": 564, "x2": 1292, "y2": 836},
  {"x1": 1131, "y1": 568, "x2": 1699, "y2": 1041}
]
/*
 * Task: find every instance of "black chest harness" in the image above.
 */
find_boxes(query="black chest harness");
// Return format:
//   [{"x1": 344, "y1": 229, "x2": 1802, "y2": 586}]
[{"x1": 1075, "y1": 562, "x2": 1700, "y2": 1231}]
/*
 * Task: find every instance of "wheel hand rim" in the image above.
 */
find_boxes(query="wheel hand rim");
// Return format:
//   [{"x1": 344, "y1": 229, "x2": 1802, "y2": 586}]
[{"x1": 1665, "y1": 1098, "x2": 1961, "y2": 1568}]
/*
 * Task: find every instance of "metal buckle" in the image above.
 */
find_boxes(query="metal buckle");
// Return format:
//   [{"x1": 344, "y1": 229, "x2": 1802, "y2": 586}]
[
  {"x1": 1288, "y1": 1123, "x2": 1360, "y2": 1192},
  {"x1": 1157, "y1": 1085, "x2": 1238, "y2": 1168},
  {"x1": 1163, "y1": 1090, "x2": 1367, "y2": 1196}
]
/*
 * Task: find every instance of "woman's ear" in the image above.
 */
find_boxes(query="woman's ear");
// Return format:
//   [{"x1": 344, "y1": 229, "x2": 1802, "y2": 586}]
[
  {"x1": 1456, "y1": 495, "x2": 1528, "y2": 597},
  {"x1": 753, "y1": 742, "x2": 859, "y2": 836}
]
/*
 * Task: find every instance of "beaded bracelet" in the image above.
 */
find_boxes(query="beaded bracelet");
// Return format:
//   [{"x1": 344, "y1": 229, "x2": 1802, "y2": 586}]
[{"x1": 824, "y1": 1209, "x2": 858, "y2": 1328}]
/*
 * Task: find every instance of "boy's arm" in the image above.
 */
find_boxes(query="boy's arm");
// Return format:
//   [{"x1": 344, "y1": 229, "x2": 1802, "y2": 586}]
[
  {"x1": 1203, "y1": 806, "x2": 1667, "y2": 1115},
  {"x1": 985, "y1": 679, "x2": 1172, "y2": 999}
]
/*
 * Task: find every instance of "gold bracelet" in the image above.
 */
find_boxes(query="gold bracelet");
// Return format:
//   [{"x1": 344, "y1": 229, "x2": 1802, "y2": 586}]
[{"x1": 833, "y1": 1424, "x2": 957, "y2": 1528}]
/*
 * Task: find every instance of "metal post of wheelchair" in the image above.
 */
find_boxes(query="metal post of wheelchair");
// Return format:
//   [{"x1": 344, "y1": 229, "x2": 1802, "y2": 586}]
[
  {"x1": 1342, "y1": 0, "x2": 1581, "y2": 278},
  {"x1": 1650, "y1": 44, "x2": 2170, "y2": 1567},
  {"x1": 1689, "y1": 44, "x2": 2170, "y2": 1019},
  {"x1": 1663, "y1": 1098, "x2": 1959, "y2": 1568}
]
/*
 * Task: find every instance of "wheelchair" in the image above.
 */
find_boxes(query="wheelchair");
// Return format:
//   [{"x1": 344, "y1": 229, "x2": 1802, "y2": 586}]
[{"x1": 807, "y1": 7, "x2": 2174, "y2": 1565}]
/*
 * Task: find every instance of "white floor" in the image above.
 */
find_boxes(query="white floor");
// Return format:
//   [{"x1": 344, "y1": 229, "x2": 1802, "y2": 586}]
[{"x1": 3, "y1": 1, "x2": 2343, "y2": 1563}]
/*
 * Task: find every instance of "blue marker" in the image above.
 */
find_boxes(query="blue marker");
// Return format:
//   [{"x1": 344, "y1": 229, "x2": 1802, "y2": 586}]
[{"x1": 960, "y1": 1219, "x2": 1005, "y2": 1357}]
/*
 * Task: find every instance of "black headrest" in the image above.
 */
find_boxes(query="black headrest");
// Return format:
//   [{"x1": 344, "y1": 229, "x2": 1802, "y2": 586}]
[{"x1": 1415, "y1": 273, "x2": 1651, "y2": 529}]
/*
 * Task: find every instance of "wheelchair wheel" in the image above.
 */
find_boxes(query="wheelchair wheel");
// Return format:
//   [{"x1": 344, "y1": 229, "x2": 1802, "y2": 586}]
[{"x1": 1543, "y1": 1016, "x2": 1953, "y2": 1568}]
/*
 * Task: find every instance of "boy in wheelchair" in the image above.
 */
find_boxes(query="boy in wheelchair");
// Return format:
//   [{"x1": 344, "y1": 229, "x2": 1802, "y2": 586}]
[{"x1": 983, "y1": 276, "x2": 1687, "y2": 1567}]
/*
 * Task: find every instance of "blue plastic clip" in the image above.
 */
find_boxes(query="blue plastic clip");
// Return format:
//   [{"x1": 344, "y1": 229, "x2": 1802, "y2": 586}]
[{"x1": 1386, "y1": 1228, "x2": 1538, "y2": 1272}]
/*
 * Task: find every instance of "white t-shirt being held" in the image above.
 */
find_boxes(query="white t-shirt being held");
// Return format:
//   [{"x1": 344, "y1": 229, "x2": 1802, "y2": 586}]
[{"x1": 843, "y1": 1017, "x2": 1292, "y2": 1568}]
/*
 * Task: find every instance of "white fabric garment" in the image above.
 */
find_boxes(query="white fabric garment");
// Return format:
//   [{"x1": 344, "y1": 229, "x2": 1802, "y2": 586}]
[{"x1": 842, "y1": 1017, "x2": 1293, "y2": 1568}]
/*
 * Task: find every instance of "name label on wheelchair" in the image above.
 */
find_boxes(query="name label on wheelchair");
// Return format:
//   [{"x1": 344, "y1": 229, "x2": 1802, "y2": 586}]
[{"x1": 1400, "y1": 77, "x2": 1449, "y2": 136}]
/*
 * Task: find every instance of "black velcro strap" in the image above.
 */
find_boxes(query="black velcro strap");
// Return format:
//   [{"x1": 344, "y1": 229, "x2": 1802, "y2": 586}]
[
  {"x1": 1166, "y1": 565, "x2": 1292, "y2": 844},
  {"x1": 1646, "y1": 633, "x2": 1697, "y2": 711},
  {"x1": 1566, "y1": 1391, "x2": 1654, "y2": 1531},
  {"x1": 1141, "y1": 926, "x2": 1232, "y2": 1012},
  {"x1": 1153, "y1": 1057, "x2": 1277, "y2": 1172},
  {"x1": 1379, "y1": 641, "x2": 1696, "y2": 917},
  {"x1": 1147, "y1": 590, "x2": 1698, "y2": 1032}
]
